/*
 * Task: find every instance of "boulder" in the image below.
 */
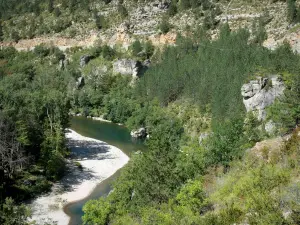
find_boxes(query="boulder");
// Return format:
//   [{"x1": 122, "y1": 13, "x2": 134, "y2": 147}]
[
  {"x1": 58, "y1": 58, "x2": 68, "y2": 70},
  {"x1": 113, "y1": 59, "x2": 141, "y2": 78},
  {"x1": 80, "y1": 55, "x2": 92, "y2": 67},
  {"x1": 241, "y1": 75, "x2": 285, "y2": 121},
  {"x1": 265, "y1": 120, "x2": 277, "y2": 135},
  {"x1": 131, "y1": 127, "x2": 147, "y2": 139},
  {"x1": 76, "y1": 76, "x2": 85, "y2": 89},
  {"x1": 199, "y1": 132, "x2": 211, "y2": 146}
]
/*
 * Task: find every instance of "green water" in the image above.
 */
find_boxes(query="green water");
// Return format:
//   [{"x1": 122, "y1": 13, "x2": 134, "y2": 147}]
[{"x1": 64, "y1": 117, "x2": 145, "y2": 225}]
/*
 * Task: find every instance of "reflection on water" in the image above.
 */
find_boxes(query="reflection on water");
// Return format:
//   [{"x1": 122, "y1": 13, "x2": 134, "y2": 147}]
[{"x1": 64, "y1": 117, "x2": 145, "y2": 225}]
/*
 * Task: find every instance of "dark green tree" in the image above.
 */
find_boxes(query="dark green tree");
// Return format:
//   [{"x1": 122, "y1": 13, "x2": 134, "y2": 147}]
[
  {"x1": 0, "y1": 22, "x2": 3, "y2": 41},
  {"x1": 0, "y1": 198, "x2": 31, "y2": 225},
  {"x1": 287, "y1": 0, "x2": 297, "y2": 23},
  {"x1": 131, "y1": 40, "x2": 142, "y2": 56},
  {"x1": 48, "y1": 0, "x2": 54, "y2": 13}
]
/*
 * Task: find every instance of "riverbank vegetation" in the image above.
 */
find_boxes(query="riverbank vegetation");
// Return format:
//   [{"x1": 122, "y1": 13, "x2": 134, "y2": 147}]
[
  {"x1": 0, "y1": 47, "x2": 70, "y2": 224},
  {"x1": 0, "y1": 20, "x2": 300, "y2": 224}
]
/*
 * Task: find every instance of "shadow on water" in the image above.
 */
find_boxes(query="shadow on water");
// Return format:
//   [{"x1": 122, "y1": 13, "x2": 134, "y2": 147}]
[{"x1": 64, "y1": 117, "x2": 145, "y2": 225}]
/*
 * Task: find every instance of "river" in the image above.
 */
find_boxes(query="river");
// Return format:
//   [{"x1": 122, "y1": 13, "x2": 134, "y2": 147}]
[{"x1": 64, "y1": 117, "x2": 145, "y2": 225}]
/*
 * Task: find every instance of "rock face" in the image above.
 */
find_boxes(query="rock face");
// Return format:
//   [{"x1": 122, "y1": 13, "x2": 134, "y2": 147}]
[
  {"x1": 76, "y1": 76, "x2": 85, "y2": 89},
  {"x1": 113, "y1": 59, "x2": 141, "y2": 77},
  {"x1": 58, "y1": 57, "x2": 68, "y2": 70},
  {"x1": 265, "y1": 120, "x2": 277, "y2": 135},
  {"x1": 199, "y1": 132, "x2": 211, "y2": 145},
  {"x1": 80, "y1": 55, "x2": 92, "y2": 67},
  {"x1": 131, "y1": 127, "x2": 147, "y2": 139},
  {"x1": 241, "y1": 75, "x2": 285, "y2": 121}
]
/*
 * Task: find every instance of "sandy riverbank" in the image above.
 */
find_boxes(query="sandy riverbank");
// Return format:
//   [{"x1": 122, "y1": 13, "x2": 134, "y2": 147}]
[{"x1": 28, "y1": 129, "x2": 129, "y2": 225}]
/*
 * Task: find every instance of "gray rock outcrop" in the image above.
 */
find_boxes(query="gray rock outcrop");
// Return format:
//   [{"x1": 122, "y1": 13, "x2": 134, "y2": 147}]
[
  {"x1": 76, "y1": 76, "x2": 85, "y2": 89},
  {"x1": 131, "y1": 127, "x2": 147, "y2": 139},
  {"x1": 264, "y1": 120, "x2": 277, "y2": 135},
  {"x1": 241, "y1": 75, "x2": 285, "y2": 121},
  {"x1": 113, "y1": 59, "x2": 141, "y2": 77},
  {"x1": 80, "y1": 55, "x2": 92, "y2": 67}
]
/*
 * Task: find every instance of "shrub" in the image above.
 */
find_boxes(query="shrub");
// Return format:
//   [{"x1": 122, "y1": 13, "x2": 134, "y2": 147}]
[
  {"x1": 34, "y1": 44, "x2": 50, "y2": 57},
  {"x1": 75, "y1": 161, "x2": 83, "y2": 170},
  {"x1": 118, "y1": 4, "x2": 128, "y2": 18},
  {"x1": 159, "y1": 19, "x2": 171, "y2": 34},
  {"x1": 131, "y1": 40, "x2": 143, "y2": 56},
  {"x1": 102, "y1": 45, "x2": 115, "y2": 60},
  {"x1": 168, "y1": 2, "x2": 178, "y2": 16}
]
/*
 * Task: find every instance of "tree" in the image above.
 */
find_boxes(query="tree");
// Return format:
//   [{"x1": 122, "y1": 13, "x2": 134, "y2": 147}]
[
  {"x1": 93, "y1": 11, "x2": 107, "y2": 30},
  {"x1": 11, "y1": 30, "x2": 20, "y2": 43},
  {"x1": 131, "y1": 40, "x2": 142, "y2": 56},
  {"x1": 54, "y1": 7, "x2": 61, "y2": 17},
  {"x1": 0, "y1": 114, "x2": 28, "y2": 179},
  {"x1": 168, "y1": 1, "x2": 178, "y2": 16},
  {"x1": 48, "y1": 0, "x2": 54, "y2": 13},
  {"x1": 0, "y1": 198, "x2": 31, "y2": 225},
  {"x1": 144, "y1": 41, "x2": 154, "y2": 58},
  {"x1": 287, "y1": 0, "x2": 297, "y2": 23},
  {"x1": 117, "y1": 4, "x2": 128, "y2": 18},
  {"x1": 180, "y1": 0, "x2": 191, "y2": 10},
  {"x1": 252, "y1": 18, "x2": 267, "y2": 45},
  {"x1": 159, "y1": 18, "x2": 171, "y2": 34},
  {"x1": 0, "y1": 22, "x2": 3, "y2": 41}
]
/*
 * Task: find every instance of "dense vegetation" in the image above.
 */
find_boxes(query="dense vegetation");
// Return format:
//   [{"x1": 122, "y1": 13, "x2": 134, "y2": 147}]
[
  {"x1": 81, "y1": 25, "x2": 300, "y2": 224},
  {"x1": 0, "y1": 46, "x2": 70, "y2": 224},
  {"x1": 0, "y1": 1, "x2": 300, "y2": 221}
]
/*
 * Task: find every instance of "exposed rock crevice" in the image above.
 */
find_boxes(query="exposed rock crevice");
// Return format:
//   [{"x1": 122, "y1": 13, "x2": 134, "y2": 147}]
[{"x1": 241, "y1": 75, "x2": 285, "y2": 121}]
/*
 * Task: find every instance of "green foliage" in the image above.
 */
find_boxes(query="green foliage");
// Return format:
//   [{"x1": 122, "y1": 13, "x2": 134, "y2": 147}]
[
  {"x1": 0, "y1": 47, "x2": 70, "y2": 202},
  {"x1": 287, "y1": 0, "x2": 297, "y2": 23},
  {"x1": 48, "y1": 0, "x2": 54, "y2": 13},
  {"x1": 0, "y1": 198, "x2": 31, "y2": 225},
  {"x1": 11, "y1": 30, "x2": 20, "y2": 42},
  {"x1": 167, "y1": 1, "x2": 178, "y2": 16},
  {"x1": 102, "y1": 45, "x2": 115, "y2": 60},
  {"x1": 130, "y1": 40, "x2": 143, "y2": 56},
  {"x1": 175, "y1": 179, "x2": 207, "y2": 213},
  {"x1": 118, "y1": 4, "x2": 128, "y2": 18},
  {"x1": 83, "y1": 198, "x2": 111, "y2": 225},
  {"x1": 206, "y1": 118, "x2": 245, "y2": 167},
  {"x1": 252, "y1": 17, "x2": 268, "y2": 45},
  {"x1": 0, "y1": 22, "x2": 3, "y2": 41},
  {"x1": 144, "y1": 41, "x2": 155, "y2": 59},
  {"x1": 34, "y1": 44, "x2": 50, "y2": 57},
  {"x1": 268, "y1": 72, "x2": 300, "y2": 132},
  {"x1": 94, "y1": 12, "x2": 108, "y2": 30},
  {"x1": 139, "y1": 26, "x2": 300, "y2": 122},
  {"x1": 159, "y1": 18, "x2": 171, "y2": 34},
  {"x1": 75, "y1": 161, "x2": 83, "y2": 170}
]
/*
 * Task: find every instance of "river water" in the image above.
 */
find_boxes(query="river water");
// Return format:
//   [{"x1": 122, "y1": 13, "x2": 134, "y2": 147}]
[{"x1": 64, "y1": 117, "x2": 145, "y2": 225}]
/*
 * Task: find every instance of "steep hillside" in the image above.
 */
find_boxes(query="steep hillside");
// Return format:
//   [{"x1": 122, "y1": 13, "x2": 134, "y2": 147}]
[{"x1": 1, "y1": 0, "x2": 300, "y2": 52}]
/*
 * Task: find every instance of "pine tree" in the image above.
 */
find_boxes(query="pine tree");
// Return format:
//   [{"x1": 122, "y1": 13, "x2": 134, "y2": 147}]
[
  {"x1": 287, "y1": 0, "x2": 297, "y2": 23},
  {"x1": 48, "y1": 0, "x2": 54, "y2": 13},
  {"x1": 0, "y1": 22, "x2": 3, "y2": 41}
]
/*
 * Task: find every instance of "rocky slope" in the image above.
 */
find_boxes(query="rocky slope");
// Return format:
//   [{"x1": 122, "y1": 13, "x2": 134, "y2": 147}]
[{"x1": 1, "y1": 0, "x2": 300, "y2": 52}]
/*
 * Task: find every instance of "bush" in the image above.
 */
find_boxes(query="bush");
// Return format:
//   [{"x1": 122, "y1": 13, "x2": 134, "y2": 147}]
[
  {"x1": 34, "y1": 44, "x2": 50, "y2": 57},
  {"x1": 144, "y1": 41, "x2": 155, "y2": 58},
  {"x1": 11, "y1": 30, "x2": 20, "y2": 42},
  {"x1": 168, "y1": 2, "x2": 178, "y2": 16},
  {"x1": 130, "y1": 40, "x2": 142, "y2": 56},
  {"x1": 102, "y1": 45, "x2": 115, "y2": 60},
  {"x1": 159, "y1": 19, "x2": 171, "y2": 34},
  {"x1": 75, "y1": 161, "x2": 83, "y2": 170},
  {"x1": 118, "y1": 4, "x2": 128, "y2": 18}
]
